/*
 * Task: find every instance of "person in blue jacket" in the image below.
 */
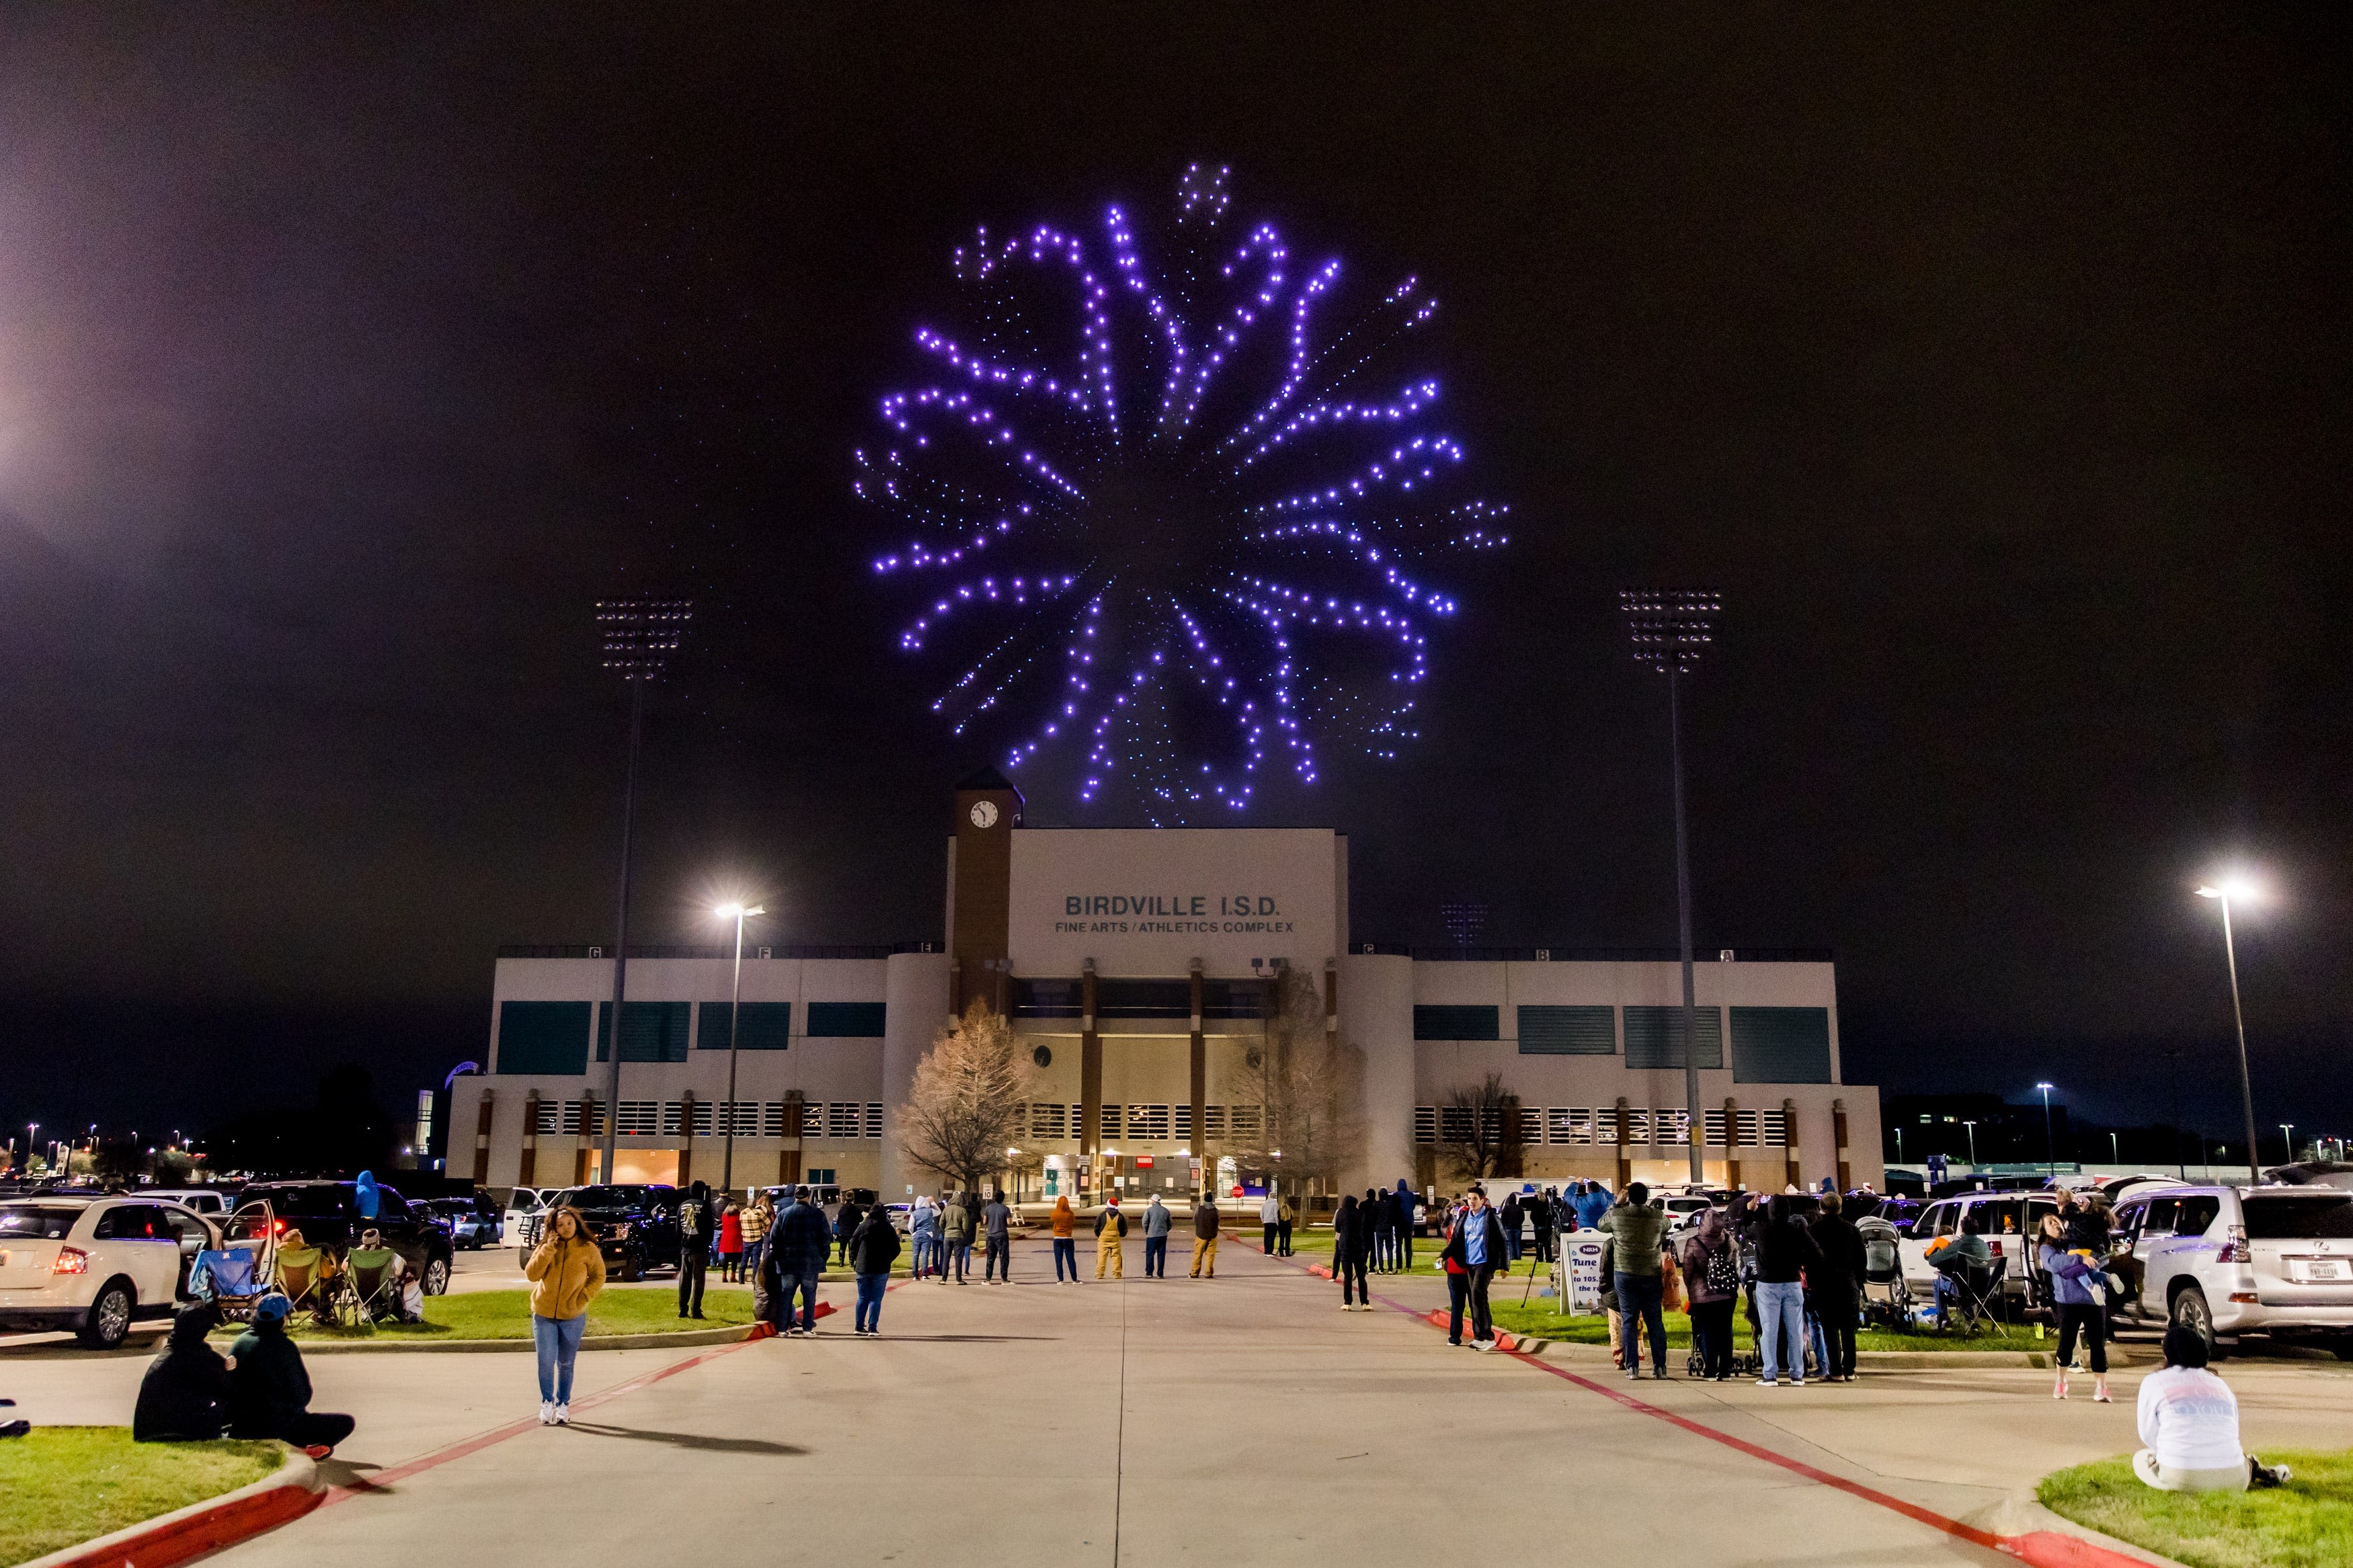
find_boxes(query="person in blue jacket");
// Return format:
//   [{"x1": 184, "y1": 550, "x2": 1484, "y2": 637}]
[{"x1": 2038, "y1": 1214, "x2": 2112, "y2": 1403}]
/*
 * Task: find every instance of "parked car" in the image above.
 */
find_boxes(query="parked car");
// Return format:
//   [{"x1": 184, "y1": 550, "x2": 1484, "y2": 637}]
[
  {"x1": 235, "y1": 1180, "x2": 455, "y2": 1297},
  {"x1": 2108, "y1": 1183, "x2": 2353, "y2": 1358},
  {"x1": 1895, "y1": 1190, "x2": 2058, "y2": 1307},
  {"x1": 0, "y1": 1196, "x2": 221, "y2": 1348},
  {"x1": 525, "y1": 1185, "x2": 682, "y2": 1280},
  {"x1": 421, "y1": 1194, "x2": 503, "y2": 1249},
  {"x1": 140, "y1": 1188, "x2": 233, "y2": 1219},
  {"x1": 501, "y1": 1186, "x2": 549, "y2": 1247}
]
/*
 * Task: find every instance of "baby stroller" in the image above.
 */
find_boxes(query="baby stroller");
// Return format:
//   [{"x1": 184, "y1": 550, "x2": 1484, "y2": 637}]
[{"x1": 1858, "y1": 1216, "x2": 1913, "y2": 1329}]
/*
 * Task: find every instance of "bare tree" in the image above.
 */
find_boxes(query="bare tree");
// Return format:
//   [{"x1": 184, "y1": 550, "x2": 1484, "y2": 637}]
[
  {"x1": 899, "y1": 1000, "x2": 1039, "y2": 1195},
  {"x1": 1223, "y1": 965, "x2": 1365, "y2": 1197},
  {"x1": 1436, "y1": 1072, "x2": 1523, "y2": 1182}
]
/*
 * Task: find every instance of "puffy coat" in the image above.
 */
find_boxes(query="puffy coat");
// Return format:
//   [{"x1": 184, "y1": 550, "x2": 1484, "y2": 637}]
[
  {"x1": 770, "y1": 1199, "x2": 835, "y2": 1273},
  {"x1": 134, "y1": 1304, "x2": 230, "y2": 1441},
  {"x1": 850, "y1": 1214, "x2": 902, "y2": 1276},
  {"x1": 1193, "y1": 1202, "x2": 1222, "y2": 1241},
  {"x1": 938, "y1": 1202, "x2": 975, "y2": 1244},
  {"x1": 226, "y1": 1320, "x2": 315, "y2": 1438},
  {"x1": 1599, "y1": 1202, "x2": 1669, "y2": 1276},
  {"x1": 524, "y1": 1233, "x2": 606, "y2": 1320}
]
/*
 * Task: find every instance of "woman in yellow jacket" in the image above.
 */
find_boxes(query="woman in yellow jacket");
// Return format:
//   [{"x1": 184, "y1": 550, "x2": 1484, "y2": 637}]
[{"x1": 525, "y1": 1206, "x2": 605, "y2": 1426}]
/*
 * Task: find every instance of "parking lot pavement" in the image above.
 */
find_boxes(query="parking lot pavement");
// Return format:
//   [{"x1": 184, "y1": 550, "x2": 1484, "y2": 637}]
[{"x1": 13, "y1": 1234, "x2": 2347, "y2": 1567}]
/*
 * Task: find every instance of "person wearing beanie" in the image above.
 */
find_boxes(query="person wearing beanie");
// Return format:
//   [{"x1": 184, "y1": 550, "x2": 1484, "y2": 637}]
[{"x1": 228, "y1": 1294, "x2": 355, "y2": 1456}]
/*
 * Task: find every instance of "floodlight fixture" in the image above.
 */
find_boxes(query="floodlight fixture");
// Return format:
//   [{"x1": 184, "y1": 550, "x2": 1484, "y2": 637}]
[
  {"x1": 598, "y1": 597, "x2": 694, "y2": 681},
  {"x1": 1620, "y1": 589, "x2": 1720, "y2": 675}
]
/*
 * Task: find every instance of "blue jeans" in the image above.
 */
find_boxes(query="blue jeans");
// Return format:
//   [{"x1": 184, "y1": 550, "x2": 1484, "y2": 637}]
[
  {"x1": 908, "y1": 1234, "x2": 932, "y2": 1276},
  {"x1": 1613, "y1": 1271, "x2": 1665, "y2": 1371},
  {"x1": 1053, "y1": 1237, "x2": 1078, "y2": 1279},
  {"x1": 1144, "y1": 1235, "x2": 1168, "y2": 1276},
  {"x1": 1756, "y1": 1281, "x2": 1807, "y2": 1381},
  {"x1": 854, "y1": 1272, "x2": 887, "y2": 1331},
  {"x1": 532, "y1": 1313, "x2": 586, "y2": 1403},
  {"x1": 779, "y1": 1267, "x2": 820, "y2": 1331}
]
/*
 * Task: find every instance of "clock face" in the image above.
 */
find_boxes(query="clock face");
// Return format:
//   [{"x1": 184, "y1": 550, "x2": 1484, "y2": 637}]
[{"x1": 968, "y1": 799, "x2": 999, "y2": 829}]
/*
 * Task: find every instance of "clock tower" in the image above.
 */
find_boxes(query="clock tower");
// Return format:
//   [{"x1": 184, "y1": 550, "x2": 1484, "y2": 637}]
[{"x1": 949, "y1": 766, "x2": 1023, "y2": 1014}]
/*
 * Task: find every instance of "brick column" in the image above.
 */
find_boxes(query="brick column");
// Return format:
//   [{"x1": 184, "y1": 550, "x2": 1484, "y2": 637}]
[
  {"x1": 1188, "y1": 959, "x2": 1206, "y2": 1198},
  {"x1": 1783, "y1": 1098, "x2": 1802, "y2": 1192},
  {"x1": 677, "y1": 1090, "x2": 696, "y2": 1190},
  {"x1": 519, "y1": 1091, "x2": 539, "y2": 1186},
  {"x1": 1080, "y1": 960, "x2": 1102, "y2": 1174},
  {"x1": 1833, "y1": 1099, "x2": 1852, "y2": 1194},
  {"x1": 1613, "y1": 1096, "x2": 1632, "y2": 1190},
  {"x1": 576, "y1": 1091, "x2": 599, "y2": 1184},
  {"x1": 1724, "y1": 1096, "x2": 1742, "y2": 1192},
  {"x1": 471, "y1": 1088, "x2": 494, "y2": 1186}
]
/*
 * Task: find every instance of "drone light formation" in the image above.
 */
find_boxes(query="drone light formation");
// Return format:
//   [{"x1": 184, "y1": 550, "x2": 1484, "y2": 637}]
[{"x1": 857, "y1": 166, "x2": 1506, "y2": 821}]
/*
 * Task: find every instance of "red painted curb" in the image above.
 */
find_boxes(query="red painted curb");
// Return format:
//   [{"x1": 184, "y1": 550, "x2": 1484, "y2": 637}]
[{"x1": 36, "y1": 1462, "x2": 322, "y2": 1568}]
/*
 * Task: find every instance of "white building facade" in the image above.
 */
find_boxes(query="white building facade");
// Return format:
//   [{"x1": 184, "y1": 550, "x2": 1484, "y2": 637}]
[{"x1": 450, "y1": 772, "x2": 1882, "y2": 1202}]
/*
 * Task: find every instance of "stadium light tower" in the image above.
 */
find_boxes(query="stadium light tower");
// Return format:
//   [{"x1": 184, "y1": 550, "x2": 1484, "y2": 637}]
[
  {"x1": 1622, "y1": 589, "x2": 1720, "y2": 1184},
  {"x1": 594, "y1": 597, "x2": 693, "y2": 1184},
  {"x1": 2195, "y1": 878, "x2": 2265, "y2": 1183}
]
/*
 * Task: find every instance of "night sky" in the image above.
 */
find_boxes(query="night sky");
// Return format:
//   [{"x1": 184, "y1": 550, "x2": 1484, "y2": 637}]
[{"x1": 3, "y1": 6, "x2": 2346, "y2": 1152}]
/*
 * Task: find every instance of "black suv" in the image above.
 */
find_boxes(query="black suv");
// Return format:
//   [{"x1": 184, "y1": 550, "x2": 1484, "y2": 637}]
[
  {"x1": 237, "y1": 1180, "x2": 456, "y2": 1296},
  {"x1": 524, "y1": 1185, "x2": 682, "y2": 1281}
]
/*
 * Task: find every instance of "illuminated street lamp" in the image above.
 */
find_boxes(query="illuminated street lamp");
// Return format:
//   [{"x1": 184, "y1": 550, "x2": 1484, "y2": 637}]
[
  {"x1": 2035, "y1": 1083, "x2": 2056, "y2": 1181},
  {"x1": 2280, "y1": 1123, "x2": 2295, "y2": 1166},
  {"x1": 1622, "y1": 589, "x2": 1721, "y2": 1184},
  {"x1": 2195, "y1": 879, "x2": 2265, "y2": 1182},
  {"x1": 594, "y1": 596, "x2": 693, "y2": 1184},
  {"x1": 713, "y1": 901, "x2": 766, "y2": 1198},
  {"x1": 1961, "y1": 1120, "x2": 1978, "y2": 1168}
]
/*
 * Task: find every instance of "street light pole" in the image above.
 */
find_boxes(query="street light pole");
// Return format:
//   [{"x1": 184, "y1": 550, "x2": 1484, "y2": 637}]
[
  {"x1": 2280, "y1": 1123, "x2": 2295, "y2": 1166},
  {"x1": 714, "y1": 903, "x2": 765, "y2": 1198},
  {"x1": 1622, "y1": 589, "x2": 1720, "y2": 1186},
  {"x1": 2196, "y1": 882, "x2": 2265, "y2": 1183},
  {"x1": 2036, "y1": 1083, "x2": 2056, "y2": 1182},
  {"x1": 1962, "y1": 1120, "x2": 1978, "y2": 1169},
  {"x1": 594, "y1": 597, "x2": 692, "y2": 1186}
]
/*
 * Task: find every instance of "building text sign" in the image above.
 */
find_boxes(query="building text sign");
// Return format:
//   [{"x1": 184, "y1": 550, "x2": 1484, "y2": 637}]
[{"x1": 1008, "y1": 828, "x2": 1340, "y2": 978}]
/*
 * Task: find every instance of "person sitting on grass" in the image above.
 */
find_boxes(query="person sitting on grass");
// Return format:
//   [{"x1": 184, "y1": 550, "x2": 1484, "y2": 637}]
[
  {"x1": 228, "y1": 1293, "x2": 355, "y2": 1458},
  {"x1": 134, "y1": 1301, "x2": 230, "y2": 1442},
  {"x1": 2135, "y1": 1325, "x2": 2290, "y2": 1493}
]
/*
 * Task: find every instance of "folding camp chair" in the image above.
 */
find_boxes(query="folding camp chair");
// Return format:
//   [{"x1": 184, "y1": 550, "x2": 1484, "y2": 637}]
[
  {"x1": 342, "y1": 1245, "x2": 403, "y2": 1324},
  {"x1": 1938, "y1": 1255, "x2": 2007, "y2": 1337},
  {"x1": 273, "y1": 1232, "x2": 336, "y2": 1323},
  {"x1": 199, "y1": 1202, "x2": 279, "y2": 1323}
]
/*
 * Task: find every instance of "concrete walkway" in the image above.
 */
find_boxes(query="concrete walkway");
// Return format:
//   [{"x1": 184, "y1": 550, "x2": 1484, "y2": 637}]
[{"x1": 9, "y1": 1236, "x2": 2350, "y2": 1565}]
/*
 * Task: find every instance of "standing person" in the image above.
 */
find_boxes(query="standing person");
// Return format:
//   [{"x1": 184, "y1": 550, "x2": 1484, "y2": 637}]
[
  {"x1": 937, "y1": 1190, "x2": 973, "y2": 1284},
  {"x1": 1050, "y1": 1194, "x2": 1078, "y2": 1282},
  {"x1": 1753, "y1": 1196, "x2": 1822, "y2": 1387},
  {"x1": 2038, "y1": 1214, "x2": 2112, "y2": 1403},
  {"x1": 742, "y1": 1192, "x2": 773, "y2": 1286},
  {"x1": 848, "y1": 1202, "x2": 900, "y2": 1335},
  {"x1": 1601, "y1": 1183, "x2": 1671, "y2": 1380},
  {"x1": 982, "y1": 1190, "x2": 1015, "y2": 1284},
  {"x1": 1380, "y1": 1190, "x2": 1405, "y2": 1272},
  {"x1": 134, "y1": 1302, "x2": 231, "y2": 1442},
  {"x1": 525, "y1": 1204, "x2": 604, "y2": 1424},
  {"x1": 1530, "y1": 1189, "x2": 1555, "y2": 1266},
  {"x1": 1142, "y1": 1193, "x2": 1171, "y2": 1278},
  {"x1": 1807, "y1": 1193, "x2": 1865, "y2": 1383},
  {"x1": 227, "y1": 1294, "x2": 357, "y2": 1454},
  {"x1": 832, "y1": 1194, "x2": 865, "y2": 1270},
  {"x1": 1278, "y1": 1193, "x2": 1297, "y2": 1256},
  {"x1": 1334, "y1": 1194, "x2": 1370, "y2": 1309},
  {"x1": 676, "y1": 1181, "x2": 713, "y2": 1319},
  {"x1": 908, "y1": 1196, "x2": 937, "y2": 1280},
  {"x1": 1189, "y1": 1193, "x2": 1222, "y2": 1278},
  {"x1": 763, "y1": 1185, "x2": 830, "y2": 1335},
  {"x1": 1682, "y1": 1208, "x2": 1739, "y2": 1381},
  {"x1": 1093, "y1": 1196, "x2": 1127, "y2": 1279},
  {"x1": 1261, "y1": 1188, "x2": 1281, "y2": 1254},
  {"x1": 1501, "y1": 1192, "x2": 1524, "y2": 1264},
  {"x1": 718, "y1": 1202, "x2": 745, "y2": 1284},
  {"x1": 1441, "y1": 1186, "x2": 1507, "y2": 1350},
  {"x1": 2134, "y1": 1326, "x2": 2291, "y2": 1491},
  {"x1": 1393, "y1": 1180, "x2": 1417, "y2": 1268}
]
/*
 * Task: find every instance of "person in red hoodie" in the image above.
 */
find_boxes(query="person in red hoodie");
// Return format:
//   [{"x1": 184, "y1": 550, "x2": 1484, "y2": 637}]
[{"x1": 718, "y1": 1202, "x2": 745, "y2": 1282}]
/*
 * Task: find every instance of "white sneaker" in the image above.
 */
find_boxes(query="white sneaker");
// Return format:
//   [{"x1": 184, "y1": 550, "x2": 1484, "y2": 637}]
[
  {"x1": 539, "y1": 1401, "x2": 554, "y2": 1426},
  {"x1": 552, "y1": 1403, "x2": 569, "y2": 1426},
  {"x1": 1472, "y1": 1339, "x2": 1497, "y2": 1352}
]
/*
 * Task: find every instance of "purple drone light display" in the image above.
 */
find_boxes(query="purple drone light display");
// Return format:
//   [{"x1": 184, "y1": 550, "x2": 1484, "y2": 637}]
[{"x1": 856, "y1": 166, "x2": 1507, "y2": 821}]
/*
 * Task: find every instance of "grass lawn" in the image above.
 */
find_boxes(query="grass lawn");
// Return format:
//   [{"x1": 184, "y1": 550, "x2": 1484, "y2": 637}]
[
  {"x1": 216, "y1": 1286, "x2": 762, "y2": 1342},
  {"x1": 0, "y1": 1427, "x2": 282, "y2": 1568},
  {"x1": 2039, "y1": 1449, "x2": 2353, "y2": 1568},
  {"x1": 1482, "y1": 1298, "x2": 2047, "y2": 1354}
]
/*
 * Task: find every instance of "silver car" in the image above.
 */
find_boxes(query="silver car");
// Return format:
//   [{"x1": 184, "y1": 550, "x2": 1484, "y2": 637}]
[{"x1": 2110, "y1": 1184, "x2": 2353, "y2": 1358}]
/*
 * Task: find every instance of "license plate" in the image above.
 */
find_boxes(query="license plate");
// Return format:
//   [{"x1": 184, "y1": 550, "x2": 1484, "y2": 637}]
[{"x1": 2289, "y1": 1258, "x2": 2348, "y2": 1282}]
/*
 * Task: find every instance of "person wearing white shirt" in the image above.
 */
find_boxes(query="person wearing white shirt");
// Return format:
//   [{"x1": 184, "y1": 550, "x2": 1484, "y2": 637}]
[
  {"x1": 1260, "y1": 1190, "x2": 1281, "y2": 1255},
  {"x1": 2134, "y1": 1327, "x2": 2290, "y2": 1492}
]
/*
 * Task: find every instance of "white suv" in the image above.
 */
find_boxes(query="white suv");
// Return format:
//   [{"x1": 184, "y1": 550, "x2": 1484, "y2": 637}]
[
  {"x1": 0, "y1": 1197, "x2": 220, "y2": 1348},
  {"x1": 2110, "y1": 1184, "x2": 2353, "y2": 1358},
  {"x1": 1897, "y1": 1190, "x2": 2061, "y2": 1305}
]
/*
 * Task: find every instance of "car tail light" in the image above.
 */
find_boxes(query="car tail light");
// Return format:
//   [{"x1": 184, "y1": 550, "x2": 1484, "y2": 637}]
[
  {"x1": 2229, "y1": 1291, "x2": 2258, "y2": 1304},
  {"x1": 2217, "y1": 1223, "x2": 2249, "y2": 1265},
  {"x1": 53, "y1": 1246, "x2": 89, "y2": 1275}
]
